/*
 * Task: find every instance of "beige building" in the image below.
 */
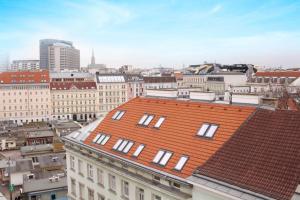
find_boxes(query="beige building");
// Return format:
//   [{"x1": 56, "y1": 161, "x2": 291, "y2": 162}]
[
  {"x1": 48, "y1": 42, "x2": 80, "y2": 72},
  {"x1": 96, "y1": 74, "x2": 128, "y2": 116},
  {"x1": 0, "y1": 71, "x2": 52, "y2": 124},
  {"x1": 50, "y1": 81, "x2": 99, "y2": 121}
]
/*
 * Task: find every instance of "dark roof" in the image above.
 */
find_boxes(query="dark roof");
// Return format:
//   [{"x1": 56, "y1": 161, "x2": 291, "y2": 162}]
[
  {"x1": 50, "y1": 81, "x2": 96, "y2": 90},
  {"x1": 83, "y1": 97, "x2": 255, "y2": 178},
  {"x1": 197, "y1": 109, "x2": 300, "y2": 200},
  {"x1": 143, "y1": 76, "x2": 176, "y2": 83}
]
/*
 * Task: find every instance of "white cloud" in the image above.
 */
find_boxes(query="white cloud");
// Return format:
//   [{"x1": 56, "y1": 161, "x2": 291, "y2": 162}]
[{"x1": 210, "y1": 4, "x2": 222, "y2": 14}]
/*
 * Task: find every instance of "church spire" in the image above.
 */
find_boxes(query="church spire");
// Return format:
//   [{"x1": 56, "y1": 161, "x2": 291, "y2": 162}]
[{"x1": 91, "y1": 49, "x2": 95, "y2": 65}]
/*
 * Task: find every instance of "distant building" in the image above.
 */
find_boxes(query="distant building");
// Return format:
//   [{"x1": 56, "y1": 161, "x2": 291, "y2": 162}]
[
  {"x1": 40, "y1": 39, "x2": 80, "y2": 71},
  {"x1": 143, "y1": 76, "x2": 177, "y2": 90},
  {"x1": 50, "y1": 81, "x2": 99, "y2": 121},
  {"x1": 0, "y1": 52, "x2": 9, "y2": 72},
  {"x1": 50, "y1": 71, "x2": 94, "y2": 82},
  {"x1": 11, "y1": 60, "x2": 40, "y2": 71},
  {"x1": 0, "y1": 71, "x2": 52, "y2": 124},
  {"x1": 87, "y1": 50, "x2": 106, "y2": 73},
  {"x1": 125, "y1": 74, "x2": 145, "y2": 99},
  {"x1": 119, "y1": 65, "x2": 133, "y2": 73},
  {"x1": 96, "y1": 74, "x2": 128, "y2": 116},
  {"x1": 248, "y1": 71, "x2": 300, "y2": 95}
]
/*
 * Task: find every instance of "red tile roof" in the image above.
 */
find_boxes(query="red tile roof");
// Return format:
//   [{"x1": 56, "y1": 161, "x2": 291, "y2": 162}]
[
  {"x1": 84, "y1": 97, "x2": 255, "y2": 178},
  {"x1": 197, "y1": 109, "x2": 300, "y2": 200},
  {"x1": 0, "y1": 71, "x2": 49, "y2": 84},
  {"x1": 50, "y1": 81, "x2": 96, "y2": 90},
  {"x1": 255, "y1": 71, "x2": 300, "y2": 77}
]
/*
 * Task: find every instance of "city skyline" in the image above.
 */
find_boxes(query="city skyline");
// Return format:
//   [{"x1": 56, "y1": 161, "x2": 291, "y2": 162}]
[{"x1": 0, "y1": 0, "x2": 300, "y2": 68}]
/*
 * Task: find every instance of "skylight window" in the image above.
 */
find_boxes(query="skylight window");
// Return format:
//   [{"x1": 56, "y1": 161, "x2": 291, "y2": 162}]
[
  {"x1": 197, "y1": 123, "x2": 219, "y2": 138},
  {"x1": 123, "y1": 141, "x2": 134, "y2": 153},
  {"x1": 113, "y1": 139, "x2": 135, "y2": 154},
  {"x1": 93, "y1": 133, "x2": 111, "y2": 145},
  {"x1": 143, "y1": 115, "x2": 154, "y2": 126},
  {"x1": 138, "y1": 114, "x2": 155, "y2": 126},
  {"x1": 153, "y1": 150, "x2": 173, "y2": 166},
  {"x1": 113, "y1": 139, "x2": 123, "y2": 150},
  {"x1": 174, "y1": 156, "x2": 189, "y2": 171},
  {"x1": 138, "y1": 114, "x2": 148, "y2": 125},
  {"x1": 133, "y1": 144, "x2": 145, "y2": 157},
  {"x1": 117, "y1": 140, "x2": 129, "y2": 151},
  {"x1": 112, "y1": 110, "x2": 125, "y2": 120},
  {"x1": 96, "y1": 135, "x2": 106, "y2": 144},
  {"x1": 92, "y1": 134, "x2": 101, "y2": 143},
  {"x1": 154, "y1": 117, "x2": 165, "y2": 128}
]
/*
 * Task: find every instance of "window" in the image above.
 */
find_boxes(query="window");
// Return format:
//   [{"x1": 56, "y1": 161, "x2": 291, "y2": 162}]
[
  {"x1": 152, "y1": 194, "x2": 162, "y2": 200},
  {"x1": 78, "y1": 159, "x2": 83, "y2": 176},
  {"x1": 138, "y1": 114, "x2": 155, "y2": 126},
  {"x1": 133, "y1": 144, "x2": 145, "y2": 157},
  {"x1": 154, "y1": 117, "x2": 165, "y2": 128},
  {"x1": 112, "y1": 139, "x2": 123, "y2": 150},
  {"x1": 97, "y1": 168, "x2": 104, "y2": 186},
  {"x1": 153, "y1": 150, "x2": 173, "y2": 166},
  {"x1": 93, "y1": 133, "x2": 110, "y2": 145},
  {"x1": 122, "y1": 180, "x2": 129, "y2": 198},
  {"x1": 136, "y1": 188, "x2": 144, "y2": 200},
  {"x1": 113, "y1": 139, "x2": 134, "y2": 154},
  {"x1": 98, "y1": 194, "x2": 105, "y2": 200},
  {"x1": 79, "y1": 183, "x2": 85, "y2": 199},
  {"x1": 197, "y1": 123, "x2": 219, "y2": 138},
  {"x1": 87, "y1": 164, "x2": 94, "y2": 180},
  {"x1": 174, "y1": 156, "x2": 189, "y2": 171},
  {"x1": 112, "y1": 110, "x2": 125, "y2": 120},
  {"x1": 88, "y1": 188, "x2": 94, "y2": 200},
  {"x1": 70, "y1": 156, "x2": 75, "y2": 170},
  {"x1": 71, "y1": 178, "x2": 76, "y2": 196},
  {"x1": 138, "y1": 114, "x2": 148, "y2": 125},
  {"x1": 109, "y1": 174, "x2": 116, "y2": 191}
]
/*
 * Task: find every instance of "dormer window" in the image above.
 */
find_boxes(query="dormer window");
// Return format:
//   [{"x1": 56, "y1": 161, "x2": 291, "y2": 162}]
[
  {"x1": 153, "y1": 150, "x2": 173, "y2": 166},
  {"x1": 92, "y1": 133, "x2": 110, "y2": 145},
  {"x1": 154, "y1": 117, "x2": 165, "y2": 128},
  {"x1": 132, "y1": 144, "x2": 145, "y2": 157},
  {"x1": 174, "y1": 156, "x2": 189, "y2": 171},
  {"x1": 197, "y1": 123, "x2": 219, "y2": 138},
  {"x1": 112, "y1": 110, "x2": 125, "y2": 120},
  {"x1": 112, "y1": 139, "x2": 134, "y2": 154},
  {"x1": 138, "y1": 114, "x2": 154, "y2": 126}
]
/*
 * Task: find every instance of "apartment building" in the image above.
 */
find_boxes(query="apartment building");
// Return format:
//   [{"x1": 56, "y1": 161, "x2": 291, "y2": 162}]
[
  {"x1": 96, "y1": 74, "x2": 128, "y2": 116},
  {"x1": 125, "y1": 74, "x2": 145, "y2": 99},
  {"x1": 143, "y1": 76, "x2": 177, "y2": 90},
  {"x1": 63, "y1": 97, "x2": 300, "y2": 200},
  {"x1": 63, "y1": 97, "x2": 256, "y2": 200},
  {"x1": 0, "y1": 71, "x2": 52, "y2": 124},
  {"x1": 50, "y1": 81, "x2": 99, "y2": 121},
  {"x1": 248, "y1": 71, "x2": 300, "y2": 95},
  {"x1": 11, "y1": 60, "x2": 40, "y2": 71},
  {"x1": 50, "y1": 71, "x2": 95, "y2": 82}
]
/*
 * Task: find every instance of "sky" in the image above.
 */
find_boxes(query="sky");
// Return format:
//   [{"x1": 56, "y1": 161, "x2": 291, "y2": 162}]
[{"x1": 0, "y1": 0, "x2": 300, "y2": 68}]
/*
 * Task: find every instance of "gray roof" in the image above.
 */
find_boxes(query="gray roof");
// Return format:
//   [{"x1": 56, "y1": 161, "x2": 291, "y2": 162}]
[
  {"x1": 50, "y1": 72, "x2": 93, "y2": 79},
  {"x1": 27, "y1": 130, "x2": 54, "y2": 138},
  {"x1": 20, "y1": 144, "x2": 53, "y2": 155},
  {"x1": 23, "y1": 176, "x2": 67, "y2": 193},
  {"x1": 38, "y1": 153, "x2": 66, "y2": 168},
  {"x1": 7, "y1": 159, "x2": 33, "y2": 173}
]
